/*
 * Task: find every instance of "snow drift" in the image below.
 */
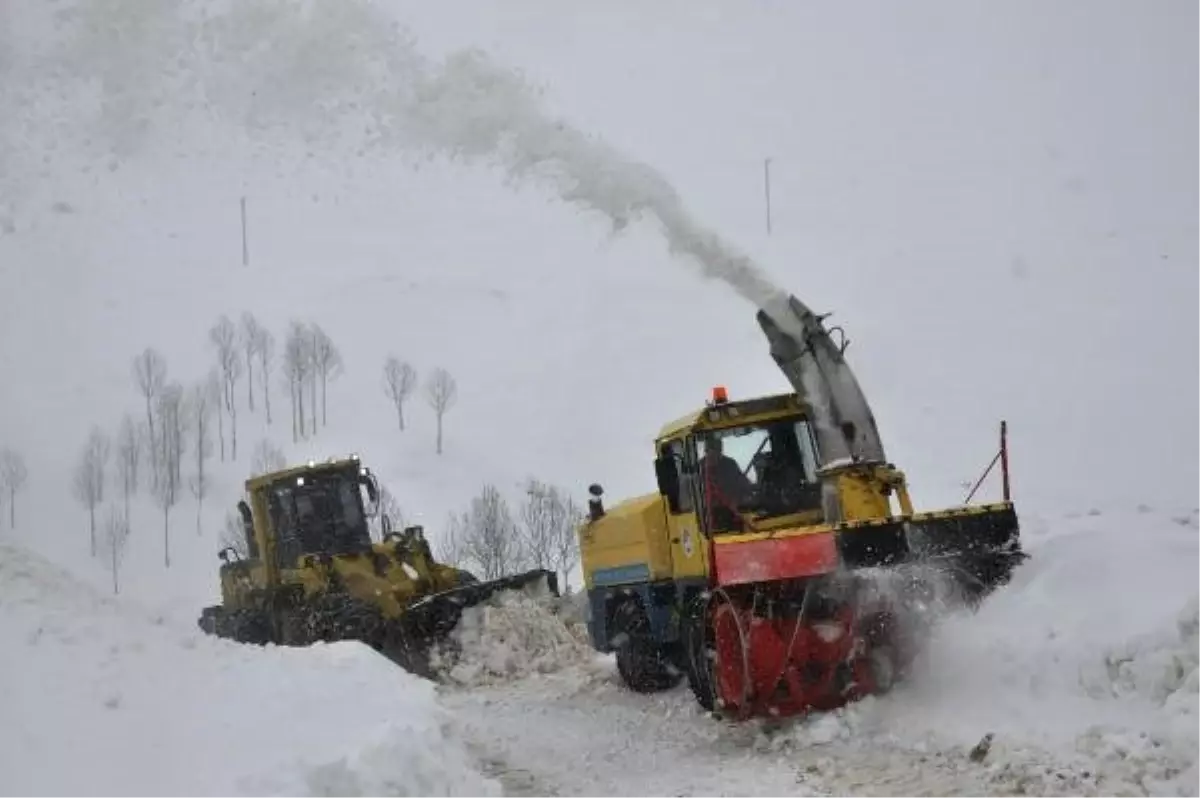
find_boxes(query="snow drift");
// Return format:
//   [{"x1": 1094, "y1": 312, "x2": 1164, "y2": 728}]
[
  {"x1": 431, "y1": 587, "x2": 602, "y2": 688},
  {"x1": 768, "y1": 507, "x2": 1200, "y2": 796},
  {"x1": 0, "y1": 543, "x2": 499, "y2": 797}
]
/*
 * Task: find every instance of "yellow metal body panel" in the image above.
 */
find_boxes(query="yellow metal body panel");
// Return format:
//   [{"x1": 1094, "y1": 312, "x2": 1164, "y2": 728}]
[
  {"x1": 656, "y1": 392, "x2": 808, "y2": 441},
  {"x1": 579, "y1": 493, "x2": 673, "y2": 590},
  {"x1": 664, "y1": 509, "x2": 709, "y2": 581}
]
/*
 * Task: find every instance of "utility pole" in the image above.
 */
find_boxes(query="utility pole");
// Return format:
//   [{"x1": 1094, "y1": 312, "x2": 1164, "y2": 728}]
[
  {"x1": 240, "y1": 195, "x2": 249, "y2": 267},
  {"x1": 763, "y1": 157, "x2": 773, "y2": 236}
]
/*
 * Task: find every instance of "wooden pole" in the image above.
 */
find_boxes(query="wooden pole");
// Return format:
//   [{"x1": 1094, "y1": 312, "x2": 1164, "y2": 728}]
[{"x1": 240, "y1": 195, "x2": 249, "y2": 267}]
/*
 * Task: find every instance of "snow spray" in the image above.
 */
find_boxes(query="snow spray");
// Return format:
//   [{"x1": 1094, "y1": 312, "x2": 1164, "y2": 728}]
[{"x1": 10, "y1": 0, "x2": 793, "y2": 319}]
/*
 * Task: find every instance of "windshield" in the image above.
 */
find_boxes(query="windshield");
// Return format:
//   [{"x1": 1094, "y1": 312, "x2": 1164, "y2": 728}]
[
  {"x1": 267, "y1": 469, "x2": 372, "y2": 564},
  {"x1": 696, "y1": 417, "x2": 821, "y2": 530}
]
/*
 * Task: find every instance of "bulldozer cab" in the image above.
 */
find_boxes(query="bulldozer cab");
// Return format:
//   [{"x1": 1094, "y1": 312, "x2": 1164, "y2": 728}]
[
  {"x1": 263, "y1": 467, "x2": 373, "y2": 566},
  {"x1": 218, "y1": 457, "x2": 381, "y2": 589}
]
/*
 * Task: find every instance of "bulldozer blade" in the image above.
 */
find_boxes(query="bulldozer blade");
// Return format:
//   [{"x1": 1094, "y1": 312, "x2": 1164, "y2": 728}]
[
  {"x1": 834, "y1": 502, "x2": 1025, "y2": 599},
  {"x1": 399, "y1": 567, "x2": 560, "y2": 642},
  {"x1": 375, "y1": 567, "x2": 559, "y2": 678}
]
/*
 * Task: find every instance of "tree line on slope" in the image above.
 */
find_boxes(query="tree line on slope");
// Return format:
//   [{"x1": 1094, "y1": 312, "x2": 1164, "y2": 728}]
[
  {"x1": 60, "y1": 308, "x2": 499, "y2": 595},
  {"x1": 70, "y1": 311, "x2": 351, "y2": 591},
  {"x1": 437, "y1": 478, "x2": 584, "y2": 593}
]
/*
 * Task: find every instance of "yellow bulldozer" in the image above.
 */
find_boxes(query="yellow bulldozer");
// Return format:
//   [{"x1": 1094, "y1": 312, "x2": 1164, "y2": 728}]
[
  {"x1": 197, "y1": 455, "x2": 556, "y2": 674},
  {"x1": 577, "y1": 294, "x2": 1025, "y2": 719}
]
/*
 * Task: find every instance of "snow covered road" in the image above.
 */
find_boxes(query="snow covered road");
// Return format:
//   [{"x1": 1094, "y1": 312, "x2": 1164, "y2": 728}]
[
  {"x1": 3, "y1": 507, "x2": 1196, "y2": 796},
  {"x1": 439, "y1": 508, "x2": 1200, "y2": 797},
  {"x1": 442, "y1": 655, "x2": 1194, "y2": 797}
]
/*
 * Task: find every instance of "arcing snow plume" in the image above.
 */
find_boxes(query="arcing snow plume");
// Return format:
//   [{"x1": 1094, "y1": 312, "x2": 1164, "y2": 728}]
[{"x1": 4, "y1": 0, "x2": 790, "y2": 315}]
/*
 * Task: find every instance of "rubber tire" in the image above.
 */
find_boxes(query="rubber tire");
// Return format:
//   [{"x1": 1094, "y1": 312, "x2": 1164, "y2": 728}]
[
  {"x1": 681, "y1": 596, "x2": 718, "y2": 712},
  {"x1": 610, "y1": 600, "x2": 682, "y2": 693}
]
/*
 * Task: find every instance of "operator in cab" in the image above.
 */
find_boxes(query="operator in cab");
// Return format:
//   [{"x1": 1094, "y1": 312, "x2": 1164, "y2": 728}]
[{"x1": 699, "y1": 435, "x2": 752, "y2": 518}]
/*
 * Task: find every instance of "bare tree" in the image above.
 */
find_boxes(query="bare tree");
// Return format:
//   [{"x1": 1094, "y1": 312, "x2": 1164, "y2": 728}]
[
  {"x1": 310, "y1": 323, "x2": 343, "y2": 427},
  {"x1": 551, "y1": 494, "x2": 585, "y2": 592},
  {"x1": 132, "y1": 347, "x2": 166, "y2": 486},
  {"x1": 240, "y1": 311, "x2": 263, "y2": 413},
  {"x1": 424, "y1": 367, "x2": 458, "y2": 455},
  {"x1": 210, "y1": 315, "x2": 243, "y2": 460},
  {"x1": 116, "y1": 414, "x2": 141, "y2": 519},
  {"x1": 72, "y1": 428, "x2": 110, "y2": 557},
  {"x1": 436, "y1": 510, "x2": 469, "y2": 568},
  {"x1": 219, "y1": 508, "x2": 249, "y2": 559},
  {"x1": 256, "y1": 326, "x2": 276, "y2": 424},
  {"x1": 282, "y1": 322, "x2": 312, "y2": 441},
  {"x1": 189, "y1": 378, "x2": 216, "y2": 536},
  {"x1": 99, "y1": 506, "x2": 130, "y2": 595},
  {"x1": 0, "y1": 449, "x2": 27, "y2": 529},
  {"x1": 382, "y1": 357, "x2": 418, "y2": 431},
  {"x1": 520, "y1": 478, "x2": 558, "y2": 572},
  {"x1": 251, "y1": 439, "x2": 287, "y2": 476},
  {"x1": 198, "y1": 368, "x2": 223, "y2": 462},
  {"x1": 457, "y1": 484, "x2": 522, "y2": 580},
  {"x1": 154, "y1": 383, "x2": 186, "y2": 567},
  {"x1": 370, "y1": 484, "x2": 405, "y2": 540}
]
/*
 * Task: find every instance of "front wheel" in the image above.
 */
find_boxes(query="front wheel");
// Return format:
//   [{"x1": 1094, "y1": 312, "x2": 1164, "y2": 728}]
[{"x1": 610, "y1": 600, "x2": 681, "y2": 693}]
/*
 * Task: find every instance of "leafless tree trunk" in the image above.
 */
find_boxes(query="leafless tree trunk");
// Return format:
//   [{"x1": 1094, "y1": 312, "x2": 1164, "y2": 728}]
[
  {"x1": 424, "y1": 367, "x2": 458, "y2": 455},
  {"x1": 552, "y1": 495, "x2": 584, "y2": 592},
  {"x1": 210, "y1": 315, "x2": 243, "y2": 460},
  {"x1": 0, "y1": 449, "x2": 27, "y2": 529},
  {"x1": 368, "y1": 484, "x2": 405, "y2": 541},
  {"x1": 382, "y1": 356, "x2": 418, "y2": 431},
  {"x1": 308, "y1": 326, "x2": 318, "y2": 433},
  {"x1": 458, "y1": 484, "x2": 522, "y2": 580},
  {"x1": 520, "y1": 478, "x2": 557, "y2": 571},
  {"x1": 190, "y1": 379, "x2": 216, "y2": 535},
  {"x1": 310, "y1": 323, "x2": 342, "y2": 428},
  {"x1": 101, "y1": 506, "x2": 130, "y2": 595},
  {"x1": 72, "y1": 428, "x2": 110, "y2": 557},
  {"x1": 284, "y1": 322, "x2": 311, "y2": 440},
  {"x1": 437, "y1": 510, "x2": 469, "y2": 567},
  {"x1": 155, "y1": 383, "x2": 186, "y2": 567},
  {"x1": 258, "y1": 327, "x2": 275, "y2": 424},
  {"x1": 116, "y1": 414, "x2": 140, "y2": 519},
  {"x1": 132, "y1": 348, "x2": 166, "y2": 489},
  {"x1": 240, "y1": 312, "x2": 263, "y2": 413},
  {"x1": 251, "y1": 439, "x2": 286, "y2": 476}
]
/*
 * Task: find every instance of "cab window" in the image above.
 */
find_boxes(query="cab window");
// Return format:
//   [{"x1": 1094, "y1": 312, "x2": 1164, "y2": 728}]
[{"x1": 662, "y1": 438, "x2": 695, "y2": 514}]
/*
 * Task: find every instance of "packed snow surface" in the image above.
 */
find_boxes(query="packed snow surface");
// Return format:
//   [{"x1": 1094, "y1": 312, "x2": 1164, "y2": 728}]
[
  {"x1": 442, "y1": 508, "x2": 1199, "y2": 796},
  {"x1": 0, "y1": 543, "x2": 499, "y2": 797}
]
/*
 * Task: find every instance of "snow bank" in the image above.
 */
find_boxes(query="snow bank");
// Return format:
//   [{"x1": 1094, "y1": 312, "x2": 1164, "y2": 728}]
[
  {"x1": 430, "y1": 587, "x2": 602, "y2": 688},
  {"x1": 771, "y1": 507, "x2": 1200, "y2": 796},
  {"x1": 0, "y1": 543, "x2": 499, "y2": 797}
]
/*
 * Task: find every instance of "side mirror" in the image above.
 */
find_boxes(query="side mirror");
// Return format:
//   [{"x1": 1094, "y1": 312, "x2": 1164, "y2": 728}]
[{"x1": 654, "y1": 456, "x2": 682, "y2": 514}]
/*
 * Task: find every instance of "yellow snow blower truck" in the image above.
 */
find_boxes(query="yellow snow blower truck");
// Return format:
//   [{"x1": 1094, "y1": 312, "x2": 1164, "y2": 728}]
[
  {"x1": 197, "y1": 456, "x2": 556, "y2": 673},
  {"x1": 578, "y1": 294, "x2": 1025, "y2": 719}
]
